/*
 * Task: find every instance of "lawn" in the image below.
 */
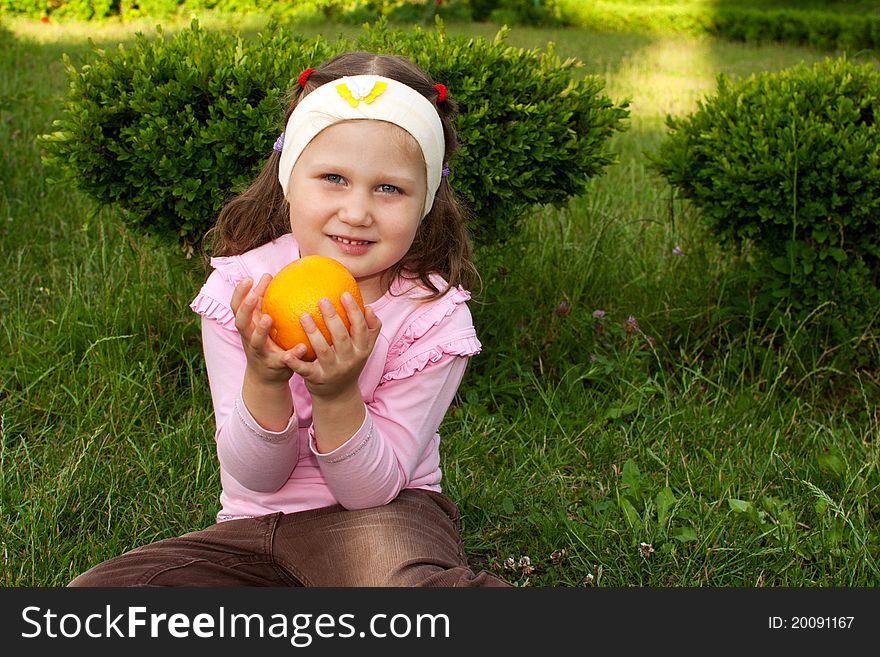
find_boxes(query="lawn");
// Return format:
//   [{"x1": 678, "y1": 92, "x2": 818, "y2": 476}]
[{"x1": 1, "y1": 12, "x2": 878, "y2": 587}]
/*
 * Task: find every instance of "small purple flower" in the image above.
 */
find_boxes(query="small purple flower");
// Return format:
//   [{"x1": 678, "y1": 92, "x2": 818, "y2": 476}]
[
  {"x1": 595, "y1": 322, "x2": 605, "y2": 337},
  {"x1": 554, "y1": 299, "x2": 571, "y2": 316},
  {"x1": 645, "y1": 335, "x2": 657, "y2": 348},
  {"x1": 624, "y1": 314, "x2": 639, "y2": 334},
  {"x1": 592, "y1": 309, "x2": 606, "y2": 319},
  {"x1": 672, "y1": 245, "x2": 684, "y2": 256}
]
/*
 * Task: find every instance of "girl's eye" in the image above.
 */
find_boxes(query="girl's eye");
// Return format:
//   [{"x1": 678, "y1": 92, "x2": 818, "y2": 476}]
[
  {"x1": 378, "y1": 184, "x2": 399, "y2": 194},
  {"x1": 324, "y1": 174, "x2": 344, "y2": 184}
]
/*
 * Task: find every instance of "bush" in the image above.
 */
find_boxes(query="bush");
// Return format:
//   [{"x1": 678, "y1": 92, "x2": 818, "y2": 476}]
[
  {"x1": 0, "y1": 0, "x2": 472, "y2": 21},
  {"x1": 387, "y1": 0, "x2": 472, "y2": 24},
  {"x1": 649, "y1": 57, "x2": 880, "y2": 354},
  {"x1": 121, "y1": 0, "x2": 182, "y2": 18},
  {"x1": 489, "y1": 0, "x2": 561, "y2": 26},
  {"x1": 39, "y1": 19, "x2": 628, "y2": 251},
  {"x1": 0, "y1": 0, "x2": 115, "y2": 19},
  {"x1": 555, "y1": 0, "x2": 880, "y2": 53},
  {"x1": 38, "y1": 24, "x2": 328, "y2": 254}
]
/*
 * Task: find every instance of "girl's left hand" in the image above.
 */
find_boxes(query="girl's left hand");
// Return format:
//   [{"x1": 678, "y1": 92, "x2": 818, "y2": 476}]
[{"x1": 288, "y1": 291, "x2": 382, "y2": 400}]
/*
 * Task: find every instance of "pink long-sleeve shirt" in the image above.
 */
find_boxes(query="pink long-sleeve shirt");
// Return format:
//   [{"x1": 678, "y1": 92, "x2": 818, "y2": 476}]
[{"x1": 189, "y1": 234, "x2": 481, "y2": 521}]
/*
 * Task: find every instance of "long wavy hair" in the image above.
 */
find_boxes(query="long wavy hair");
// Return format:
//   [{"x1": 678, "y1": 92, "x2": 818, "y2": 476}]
[{"x1": 205, "y1": 51, "x2": 476, "y2": 298}]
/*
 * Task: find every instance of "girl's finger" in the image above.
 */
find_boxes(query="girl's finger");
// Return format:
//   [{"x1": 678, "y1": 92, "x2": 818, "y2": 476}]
[
  {"x1": 341, "y1": 292, "x2": 368, "y2": 340},
  {"x1": 234, "y1": 287, "x2": 261, "y2": 334},
  {"x1": 249, "y1": 312, "x2": 273, "y2": 350},
  {"x1": 230, "y1": 277, "x2": 254, "y2": 314},
  {"x1": 299, "y1": 311, "x2": 332, "y2": 360},
  {"x1": 252, "y1": 273, "x2": 272, "y2": 302},
  {"x1": 282, "y1": 344, "x2": 311, "y2": 372},
  {"x1": 318, "y1": 297, "x2": 353, "y2": 351}
]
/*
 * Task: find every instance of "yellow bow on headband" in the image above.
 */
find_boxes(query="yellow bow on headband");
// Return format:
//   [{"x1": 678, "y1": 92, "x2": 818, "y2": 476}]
[{"x1": 336, "y1": 77, "x2": 388, "y2": 107}]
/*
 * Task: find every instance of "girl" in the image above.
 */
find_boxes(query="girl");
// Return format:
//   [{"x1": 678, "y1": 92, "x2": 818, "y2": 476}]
[{"x1": 69, "y1": 51, "x2": 510, "y2": 587}]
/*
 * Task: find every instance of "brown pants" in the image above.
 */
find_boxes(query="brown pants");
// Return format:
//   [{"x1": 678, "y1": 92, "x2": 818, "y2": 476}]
[{"x1": 68, "y1": 489, "x2": 510, "y2": 587}]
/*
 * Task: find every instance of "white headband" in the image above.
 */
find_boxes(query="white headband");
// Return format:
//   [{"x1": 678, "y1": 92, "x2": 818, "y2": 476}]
[{"x1": 277, "y1": 75, "x2": 445, "y2": 216}]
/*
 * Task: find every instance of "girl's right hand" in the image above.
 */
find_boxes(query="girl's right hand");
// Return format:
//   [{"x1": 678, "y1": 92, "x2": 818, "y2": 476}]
[{"x1": 231, "y1": 274, "x2": 307, "y2": 385}]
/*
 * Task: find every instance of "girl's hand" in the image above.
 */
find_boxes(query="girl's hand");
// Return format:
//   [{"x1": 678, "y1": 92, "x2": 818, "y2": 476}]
[
  {"x1": 288, "y1": 291, "x2": 382, "y2": 401},
  {"x1": 231, "y1": 274, "x2": 305, "y2": 385}
]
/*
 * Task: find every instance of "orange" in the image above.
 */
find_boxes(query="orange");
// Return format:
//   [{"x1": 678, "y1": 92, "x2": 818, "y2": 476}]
[{"x1": 261, "y1": 255, "x2": 365, "y2": 361}]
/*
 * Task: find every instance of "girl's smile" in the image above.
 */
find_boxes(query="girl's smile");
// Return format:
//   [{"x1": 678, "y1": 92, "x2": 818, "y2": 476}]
[
  {"x1": 285, "y1": 120, "x2": 427, "y2": 304},
  {"x1": 329, "y1": 234, "x2": 373, "y2": 256}
]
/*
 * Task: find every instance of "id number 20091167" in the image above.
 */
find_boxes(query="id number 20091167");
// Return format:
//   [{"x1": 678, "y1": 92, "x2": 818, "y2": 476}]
[{"x1": 768, "y1": 616, "x2": 854, "y2": 630}]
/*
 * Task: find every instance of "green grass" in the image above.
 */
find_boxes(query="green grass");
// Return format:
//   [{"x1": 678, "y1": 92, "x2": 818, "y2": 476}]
[{"x1": 1, "y1": 13, "x2": 878, "y2": 587}]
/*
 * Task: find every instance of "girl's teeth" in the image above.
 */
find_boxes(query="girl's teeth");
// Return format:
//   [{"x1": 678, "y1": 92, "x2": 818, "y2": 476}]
[{"x1": 335, "y1": 236, "x2": 369, "y2": 245}]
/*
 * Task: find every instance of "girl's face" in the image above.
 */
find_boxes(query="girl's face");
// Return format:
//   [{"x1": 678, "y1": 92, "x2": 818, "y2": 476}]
[{"x1": 286, "y1": 120, "x2": 428, "y2": 304}]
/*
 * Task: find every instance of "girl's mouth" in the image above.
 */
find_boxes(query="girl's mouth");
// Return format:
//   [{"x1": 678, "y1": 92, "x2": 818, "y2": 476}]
[
  {"x1": 331, "y1": 235, "x2": 372, "y2": 246},
  {"x1": 330, "y1": 235, "x2": 373, "y2": 255}
]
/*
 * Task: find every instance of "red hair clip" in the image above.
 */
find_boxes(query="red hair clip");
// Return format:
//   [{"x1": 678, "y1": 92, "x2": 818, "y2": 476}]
[
  {"x1": 297, "y1": 67, "x2": 316, "y2": 88},
  {"x1": 433, "y1": 83, "x2": 447, "y2": 103}
]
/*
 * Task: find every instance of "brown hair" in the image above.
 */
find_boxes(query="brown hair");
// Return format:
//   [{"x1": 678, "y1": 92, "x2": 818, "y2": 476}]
[{"x1": 205, "y1": 51, "x2": 476, "y2": 298}]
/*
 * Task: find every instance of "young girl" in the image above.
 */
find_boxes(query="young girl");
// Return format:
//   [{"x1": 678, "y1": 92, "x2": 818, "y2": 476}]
[{"x1": 69, "y1": 51, "x2": 510, "y2": 587}]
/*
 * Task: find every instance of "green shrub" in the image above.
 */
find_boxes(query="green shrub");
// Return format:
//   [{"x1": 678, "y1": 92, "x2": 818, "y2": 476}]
[
  {"x1": 38, "y1": 24, "x2": 333, "y2": 254},
  {"x1": 120, "y1": 0, "x2": 182, "y2": 18},
  {"x1": 387, "y1": 0, "x2": 472, "y2": 24},
  {"x1": 468, "y1": 0, "x2": 496, "y2": 21},
  {"x1": 555, "y1": 0, "x2": 880, "y2": 52},
  {"x1": 0, "y1": 0, "x2": 469, "y2": 21},
  {"x1": 0, "y1": 0, "x2": 45, "y2": 18},
  {"x1": 39, "y1": 19, "x2": 628, "y2": 251},
  {"x1": 489, "y1": 0, "x2": 561, "y2": 26},
  {"x1": 0, "y1": 0, "x2": 115, "y2": 19},
  {"x1": 649, "y1": 58, "x2": 880, "y2": 352}
]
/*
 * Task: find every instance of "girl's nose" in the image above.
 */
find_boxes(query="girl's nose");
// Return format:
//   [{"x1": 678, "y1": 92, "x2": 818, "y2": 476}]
[{"x1": 338, "y1": 191, "x2": 373, "y2": 226}]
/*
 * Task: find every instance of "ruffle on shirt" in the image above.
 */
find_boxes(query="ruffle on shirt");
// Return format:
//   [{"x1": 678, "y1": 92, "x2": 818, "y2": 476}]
[
  {"x1": 387, "y1": 285, "x2": 472, "y2": 358},
  {"x1": 188, "y1": 255, "x2": 248, "y2": 330},
  {"x1": 209, "y1": 255, "x2": 248, "y2": 286},
  {"x1": 381, "y1": 335, "x2": 482, "y2": 382},
  {"x1": 382, "y1": 285, "x2": 480, "y2": 382},
  {"x1": 190, "y1": 236, "x2": 300, "y2": 328},
  {"x1": 190, "y1": 293, "x2": 236, "y2": 329}
]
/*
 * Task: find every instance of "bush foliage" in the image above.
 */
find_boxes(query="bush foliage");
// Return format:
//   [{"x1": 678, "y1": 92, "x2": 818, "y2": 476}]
[
  {"x1": 0, "y1": 0, "x2": 556, "y2": 24},
  {"x1": 39, "y1": 19, "x2": 628, "y2": 251},
  {"x1": 556, "y1": 0, "x2": 880, "y2": 53},
  {"x1": 7, "y1": 0, "x2": 880, "y2": 50},
  {"x1": 649, "y1": 57, "x2": 880, "y2": 351}
]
